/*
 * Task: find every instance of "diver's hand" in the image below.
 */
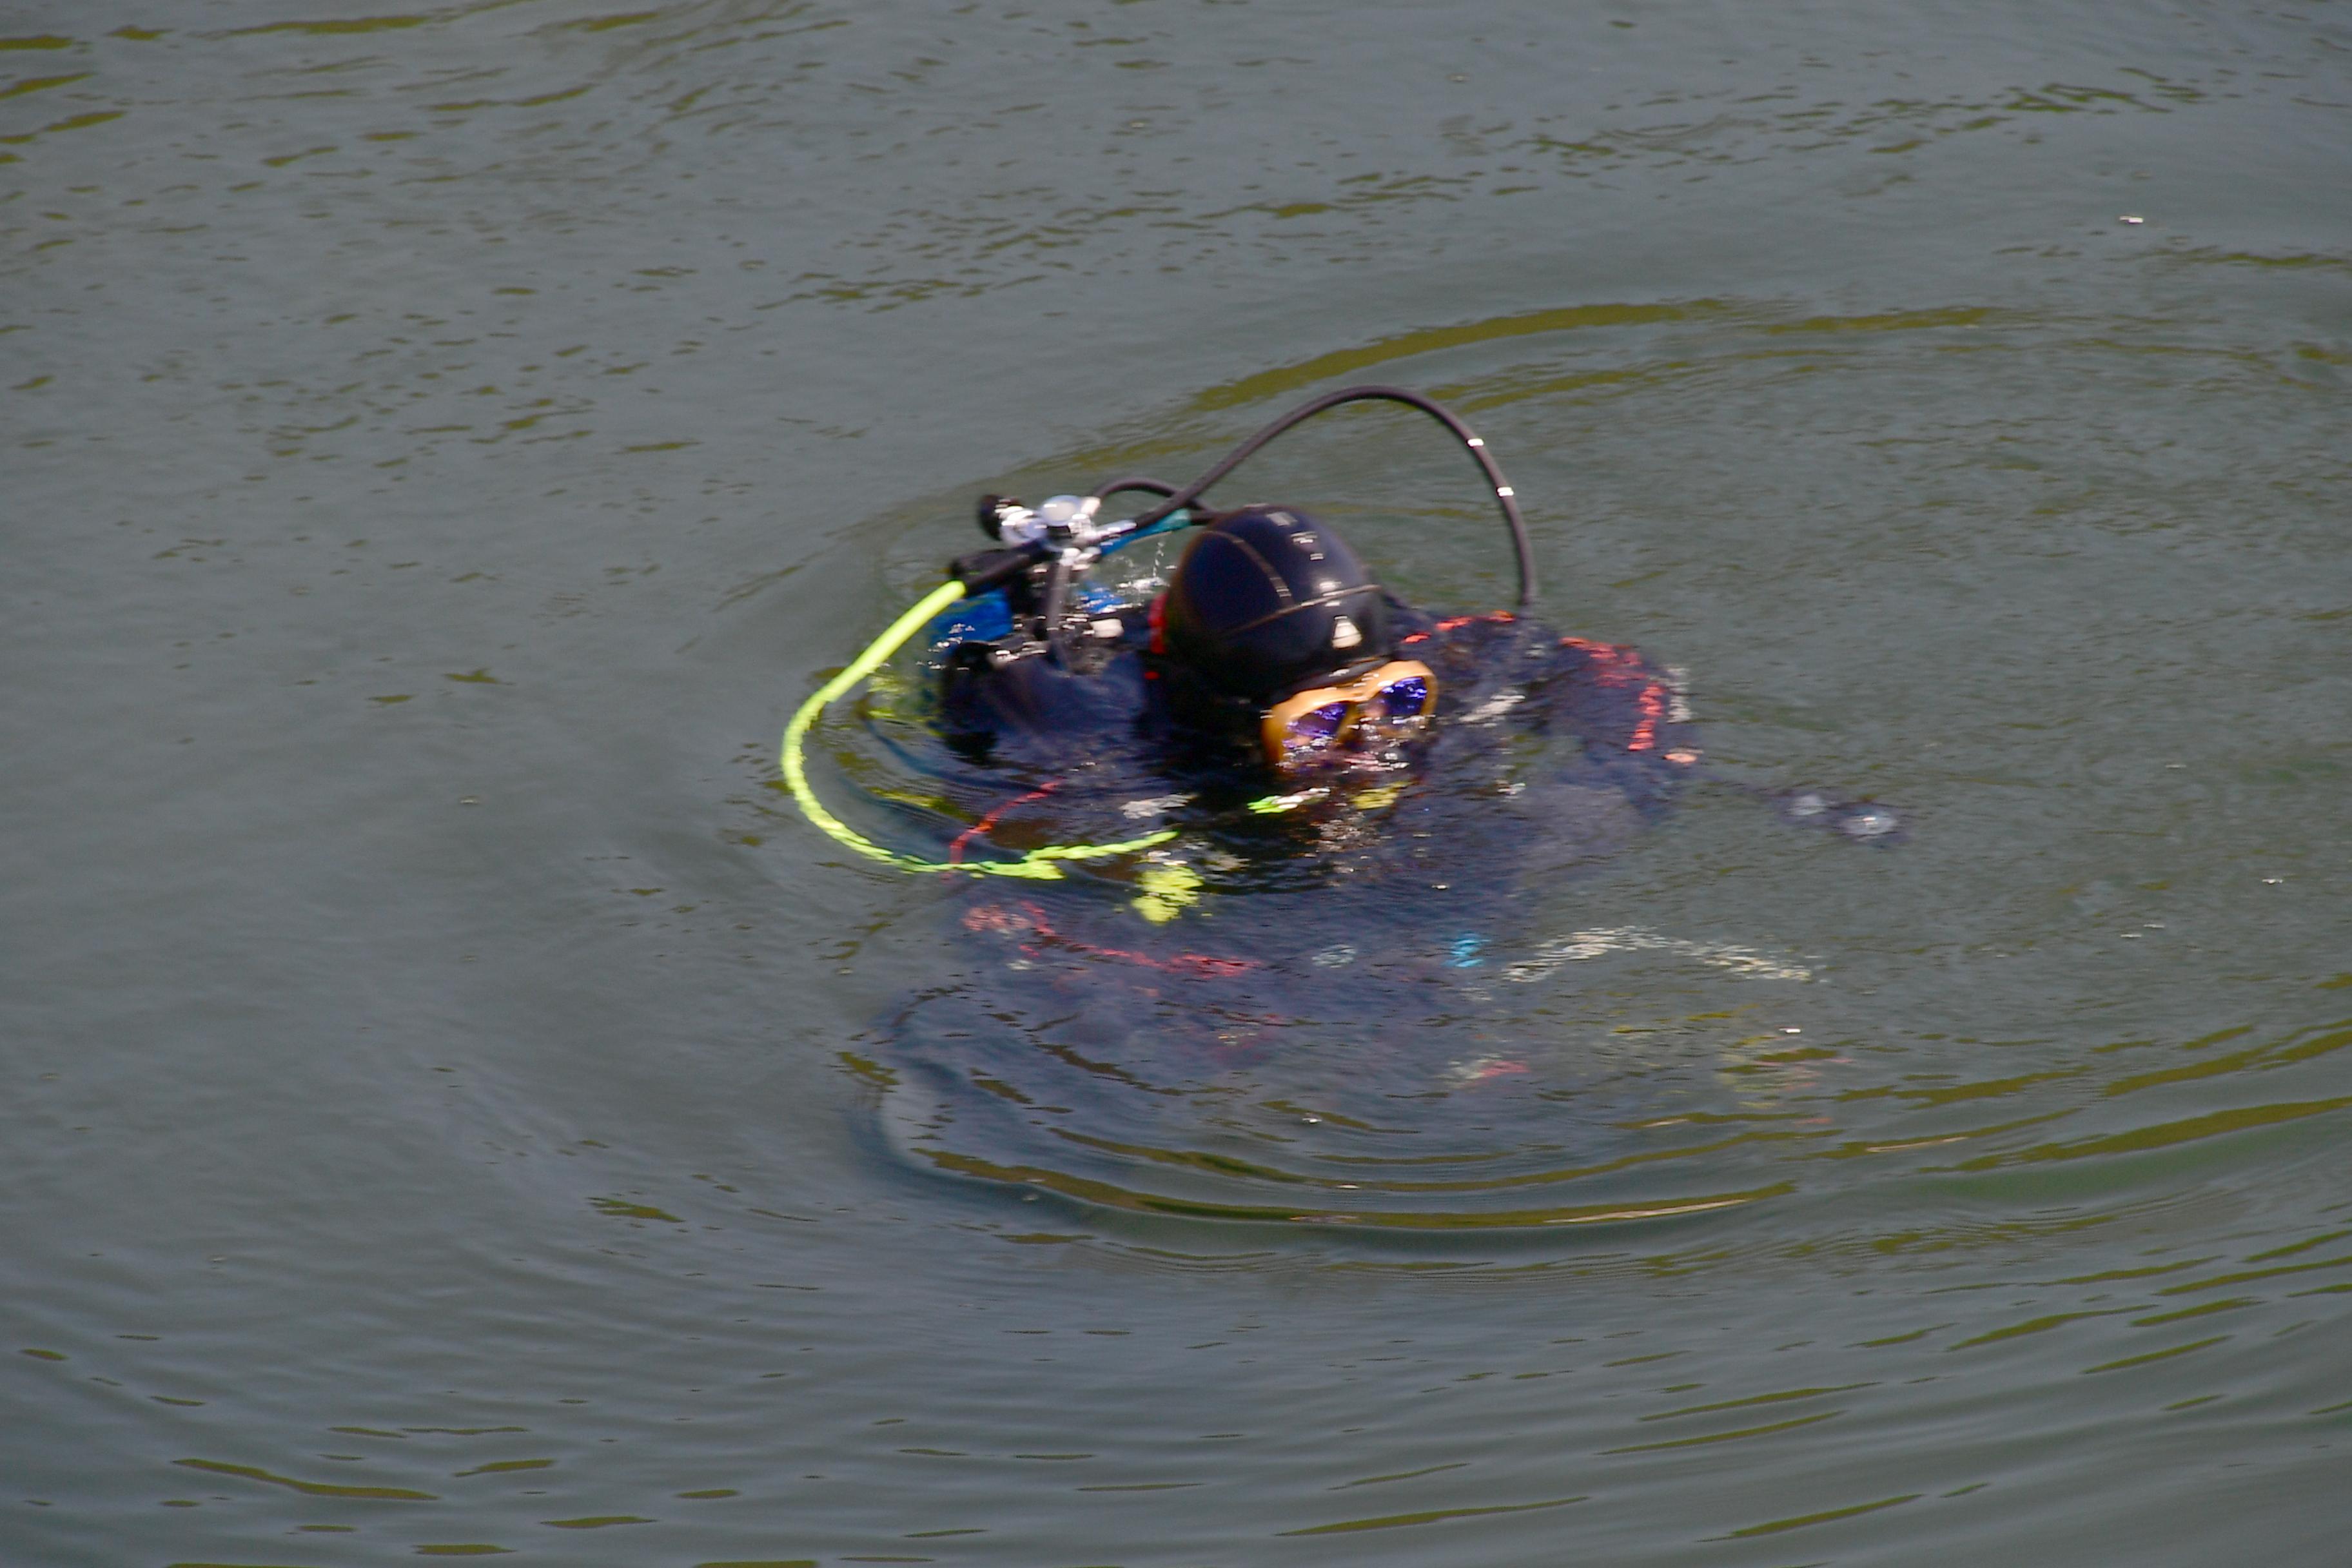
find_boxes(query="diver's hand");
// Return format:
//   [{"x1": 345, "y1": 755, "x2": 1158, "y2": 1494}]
[{"x1": 1767, "y1": 787, "x2": 1904, "y2": 844}]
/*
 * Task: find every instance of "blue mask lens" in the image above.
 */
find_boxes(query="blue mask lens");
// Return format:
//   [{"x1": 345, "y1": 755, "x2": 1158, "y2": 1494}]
[
  {"x1": 1376, "y1": 676, "x2": 1430, "y2": 720},
  {"x1": 1286, "y1": 702, "x2": 1352, "y2": 750}
]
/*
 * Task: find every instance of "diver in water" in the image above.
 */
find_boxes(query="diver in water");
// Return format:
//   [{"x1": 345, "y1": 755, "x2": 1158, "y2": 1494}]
[
  {"x1": 779, "y1": 382, "x2": 1900, "y2": 1159},
  {"x1": 783, "y1": 385, "x2": 1894, "y2": 945},
  {"x1": 925, "y1": 498, "x2": 1896, "y2": 923},
  {"x1": 781, "y1": 387, "x2": 1897, "y2": 1211},
  {"x1": 934, "y1": 501, "x2": 1705, "y2": 881}
]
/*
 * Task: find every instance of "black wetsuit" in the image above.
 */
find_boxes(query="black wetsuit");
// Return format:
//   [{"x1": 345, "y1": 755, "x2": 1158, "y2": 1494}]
[
  {"x1": 925, "y1": 598, "x2": 1700, "y2": 925},
  {"x1": 842, "y1": 598, "x2": 1707, "y2": 1178},
  {"x1": 868, "y1": 595, "x2": 1892, "y2": 1191}
]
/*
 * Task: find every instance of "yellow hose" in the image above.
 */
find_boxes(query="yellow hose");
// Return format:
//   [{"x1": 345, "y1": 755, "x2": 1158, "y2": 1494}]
[{"x1": 779, "y1": 580, "x2": 1177, "y2": 877}]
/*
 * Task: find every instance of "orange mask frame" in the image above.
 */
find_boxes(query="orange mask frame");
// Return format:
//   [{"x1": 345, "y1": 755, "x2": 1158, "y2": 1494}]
[{"x1": 1259, "y1": 658, "x2": 1437, "y2": 768}]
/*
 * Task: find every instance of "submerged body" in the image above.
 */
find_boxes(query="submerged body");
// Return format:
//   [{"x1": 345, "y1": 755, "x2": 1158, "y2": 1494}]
[
  {"x1": 865, "y1": 594, "x2": 1734, "y2": 1202},
  {"x1": 787, "y1": 392, "x2": 1896, "y2": 1217}
]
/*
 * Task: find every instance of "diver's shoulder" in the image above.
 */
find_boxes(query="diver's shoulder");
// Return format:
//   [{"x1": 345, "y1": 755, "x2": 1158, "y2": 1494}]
[
  {"x1": 1375, "y1": 596, "x2": 1683, "y2": 684},
  {"x1": 1387, "y1": 601, "x2": 1522, "y2": 656}
]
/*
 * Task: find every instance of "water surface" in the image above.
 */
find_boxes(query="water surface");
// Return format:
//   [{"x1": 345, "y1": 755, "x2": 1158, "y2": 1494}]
[{"x1": 6, "y1": 2, "x2": 2349, "y2": 1563}]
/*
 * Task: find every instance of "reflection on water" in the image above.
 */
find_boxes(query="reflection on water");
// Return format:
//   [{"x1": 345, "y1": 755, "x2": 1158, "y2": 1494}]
[{"x1": 1506, "y1": 925, "x2": 1815, "y2": 984}]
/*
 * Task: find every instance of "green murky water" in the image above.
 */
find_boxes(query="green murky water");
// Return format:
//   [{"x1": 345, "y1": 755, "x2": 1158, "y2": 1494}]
[{"x1": 5, "y1": 3, "x2": 2347, "y2": 1563}]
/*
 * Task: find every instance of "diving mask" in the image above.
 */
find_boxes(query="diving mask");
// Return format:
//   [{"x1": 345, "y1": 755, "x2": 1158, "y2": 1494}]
[{"x1": 1260, "y1": 659, "x2": 1436, "y2": 769}]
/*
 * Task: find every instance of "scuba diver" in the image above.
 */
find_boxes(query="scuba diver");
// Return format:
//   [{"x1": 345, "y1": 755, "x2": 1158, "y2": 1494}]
[
  {"x1": 782, "y1": 387, "x2": 1898, "y2": 1215},
  {"x1": 782, "y1": 383, "x2": 1893, "y2": 974},
  {"x1": 928, "y1": 498, "x2": 1709, "y2": 910}
]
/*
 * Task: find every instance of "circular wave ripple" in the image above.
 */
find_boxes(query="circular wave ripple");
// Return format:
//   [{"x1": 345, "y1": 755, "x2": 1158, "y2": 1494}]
[{"x1": 861, "y1": 898, "x2": 1833, "y2": 1235}]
